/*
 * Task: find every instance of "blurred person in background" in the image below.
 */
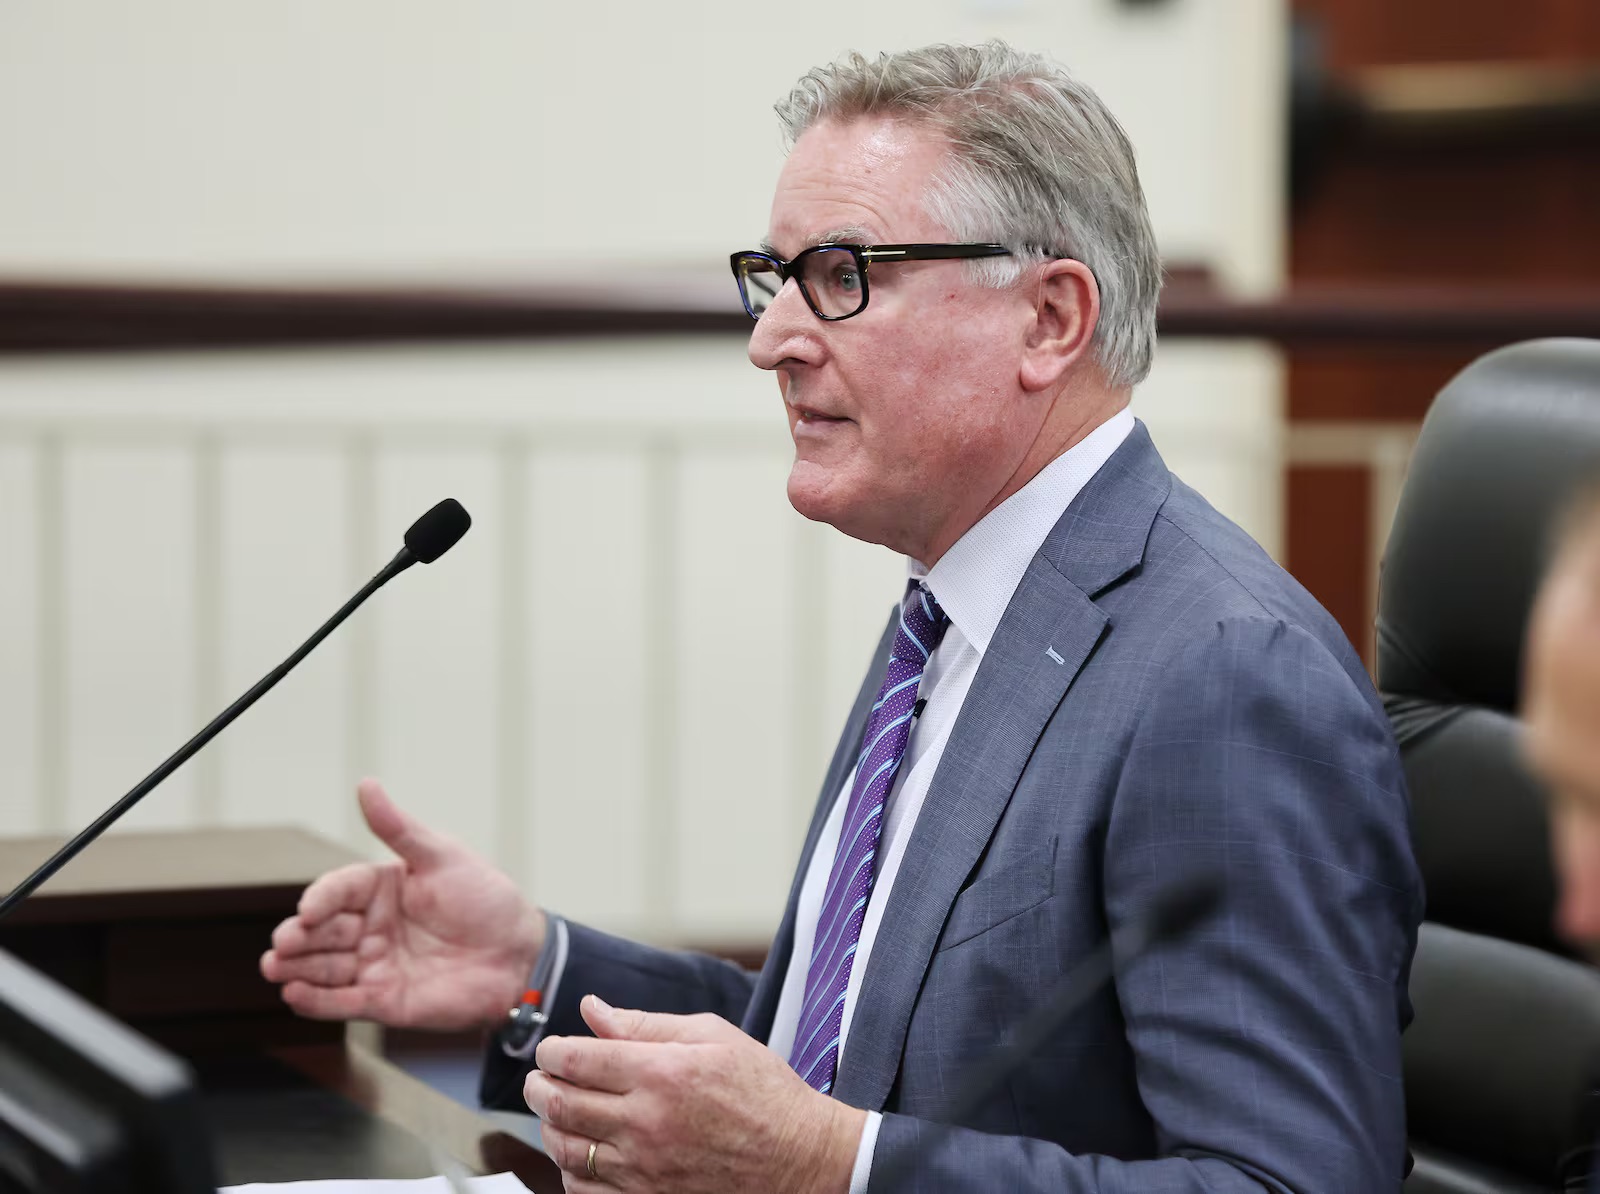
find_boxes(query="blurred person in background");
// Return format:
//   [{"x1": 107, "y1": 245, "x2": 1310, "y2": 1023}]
[
  {"x1": 262, "y1": 42, "x2": 1421, "y2": 1193},
  {"x1": 1524, "y1": 489, "x2": 1600, "y2": 1194},
  {"x1": 1526, "y1": 490, "x2": 1600, "y2": 949}
]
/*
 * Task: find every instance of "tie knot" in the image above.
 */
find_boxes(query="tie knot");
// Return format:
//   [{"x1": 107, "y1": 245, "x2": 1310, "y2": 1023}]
[{"x1": 898, "y1": 582, "x2": 949, "y2": 662}]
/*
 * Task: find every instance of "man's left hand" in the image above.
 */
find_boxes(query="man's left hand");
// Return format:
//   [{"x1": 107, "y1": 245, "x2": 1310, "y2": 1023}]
[{"x1": 525, "y1": 995, "x2": 865, "y2": 1194}]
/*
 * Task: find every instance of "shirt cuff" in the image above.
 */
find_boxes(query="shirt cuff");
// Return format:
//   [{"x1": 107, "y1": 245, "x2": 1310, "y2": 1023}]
[
  {"x1": 848, "y1": 1110, "x2": 882, "y2": 1194},
  {"x1": 499, "y1": 915, "x2": 569, "y2": 1059}
]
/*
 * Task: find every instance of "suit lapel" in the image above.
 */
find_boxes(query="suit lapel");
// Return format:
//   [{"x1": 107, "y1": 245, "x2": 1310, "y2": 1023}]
[
  {"x1": 741, "y1": 608, "x2": 898, "y2": 1040},
  {"x1": 831, "y1": 422, "x2": 1172, "y2": 1110}
]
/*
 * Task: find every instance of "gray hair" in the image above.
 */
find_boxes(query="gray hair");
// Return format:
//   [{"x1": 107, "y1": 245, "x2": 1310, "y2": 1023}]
[{"x1": 775, "y1": 41, "x2": 1162, "y2": 389}]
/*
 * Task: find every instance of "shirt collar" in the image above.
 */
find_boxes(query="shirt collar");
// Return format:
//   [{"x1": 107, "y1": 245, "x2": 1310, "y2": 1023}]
[{"x1": 909, "y1": 408, "x2": 1136, "y2": 655}]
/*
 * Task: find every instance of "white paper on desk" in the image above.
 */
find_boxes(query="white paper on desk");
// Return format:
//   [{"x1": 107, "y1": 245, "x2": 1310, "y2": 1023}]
[{"x1": 220, "y1": 1175, "x2": 531, "y2": 1194}]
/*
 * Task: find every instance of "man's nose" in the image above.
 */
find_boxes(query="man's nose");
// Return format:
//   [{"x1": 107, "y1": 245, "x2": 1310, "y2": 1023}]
[{"x1": 747, "y1": 278, "x2": 815, "y2": 371}]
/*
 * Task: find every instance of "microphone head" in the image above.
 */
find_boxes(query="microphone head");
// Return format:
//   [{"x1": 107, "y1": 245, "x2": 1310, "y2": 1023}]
[{"x1": 404, "y1": 498, "x2": 471, "y2": 564}]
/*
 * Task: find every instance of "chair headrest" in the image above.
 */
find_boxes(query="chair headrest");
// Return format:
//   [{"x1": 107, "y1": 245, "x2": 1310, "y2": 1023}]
[{"x1": 1378, "y1": 339, "x2": 1600, "y2": 713}]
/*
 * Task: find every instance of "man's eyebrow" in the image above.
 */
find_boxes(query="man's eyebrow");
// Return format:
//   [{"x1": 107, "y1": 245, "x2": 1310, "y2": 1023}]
[
  {"x1": 758, "y1": 226, "x2": 877, "y2": 257},
  {"x1": 812, "y1": 225, "x2": 874, "y2": 247}
]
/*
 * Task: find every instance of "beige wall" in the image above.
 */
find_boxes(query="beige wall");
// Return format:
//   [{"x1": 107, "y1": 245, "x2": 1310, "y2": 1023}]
[
  {"x1": 0, "y1": 2, "x2": 1283, "y2": 287},
  {"x1": 0, "y1": 2, "x2": 1287, "y2": 945}
]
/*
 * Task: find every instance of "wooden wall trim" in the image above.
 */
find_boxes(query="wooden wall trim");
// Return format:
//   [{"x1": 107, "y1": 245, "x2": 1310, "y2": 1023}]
[
  {"x1": 1162, "y1": 284, "x2": 1600, "y2": 345},
  {"x1": 4, "y1": 275, "x2": 1600, "y2": 354},
  {"x1": 0, "y1": 277, "x2": 748, "y2": 354}
]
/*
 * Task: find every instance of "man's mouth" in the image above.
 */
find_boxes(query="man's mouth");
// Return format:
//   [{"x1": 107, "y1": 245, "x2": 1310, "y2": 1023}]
[{"x1": 792, "y1": 404, "x2": 848, "y2": 424}]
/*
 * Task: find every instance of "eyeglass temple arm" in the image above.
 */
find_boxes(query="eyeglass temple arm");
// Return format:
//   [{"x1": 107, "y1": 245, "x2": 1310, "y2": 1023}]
[{"x1": 859, "y1": 243, "x2": 1012, "y2": 262}]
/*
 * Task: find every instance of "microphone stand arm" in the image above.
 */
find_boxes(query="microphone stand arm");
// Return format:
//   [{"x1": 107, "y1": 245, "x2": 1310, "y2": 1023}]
[{"x1": 0, "y1": 547, "x2": 416, "y2": 923}]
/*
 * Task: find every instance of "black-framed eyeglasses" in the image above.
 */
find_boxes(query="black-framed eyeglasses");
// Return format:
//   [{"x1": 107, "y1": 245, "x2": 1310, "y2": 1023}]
[{"x1": 729, "y1": 243, "x2": 1012, "y2": 322}]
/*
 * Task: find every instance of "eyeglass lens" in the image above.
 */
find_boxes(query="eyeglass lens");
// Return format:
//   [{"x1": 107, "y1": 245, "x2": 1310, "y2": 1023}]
[
  {"x1": 736, "y1": 256, "x2": 783, "y2": 317},
  {"x1": 799, "y1": 247, "x2": 866, "y2": 318},
  {"x1": 737, "y1": 247, "x2": 867, "y2": 320}
]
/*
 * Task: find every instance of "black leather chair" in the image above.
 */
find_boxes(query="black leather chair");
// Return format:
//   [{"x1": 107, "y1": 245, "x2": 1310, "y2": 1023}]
[
  {"x1": 1378, "y1": 340, "x2": 1600, "y2": 1191},
  {"x1": 1379, "y1": 338, "x2": 1600, "y2": 957},
  {"x1": 1404, "y1": 923, "x2": 1600, "y2": 1192}
]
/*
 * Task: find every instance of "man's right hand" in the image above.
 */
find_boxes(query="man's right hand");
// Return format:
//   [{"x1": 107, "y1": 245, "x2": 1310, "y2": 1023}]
[{"x1": 260, "y1": 778, "x2": 545, "y2": 1031}]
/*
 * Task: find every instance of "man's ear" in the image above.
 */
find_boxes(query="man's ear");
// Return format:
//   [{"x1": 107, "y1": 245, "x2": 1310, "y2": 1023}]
[{"x1": 1019, "y1": 259, "x2": 1100, "y2": 393}]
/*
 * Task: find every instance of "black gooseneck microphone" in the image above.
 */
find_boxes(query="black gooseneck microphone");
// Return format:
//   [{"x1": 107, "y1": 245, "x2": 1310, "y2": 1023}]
[
  {"x1": 0, "y1": 497, "x2": 472, "y2": 923},
  {"x1": 870, "y1": 874, "x2": 1223, "y2": 1191}
]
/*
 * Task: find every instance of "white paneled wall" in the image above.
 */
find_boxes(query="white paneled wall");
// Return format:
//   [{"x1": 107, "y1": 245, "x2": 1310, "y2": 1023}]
[
  {"x1": 0, "y1": 338, "x2": 1277, "y2": 945},
  {"x1": 216, "y1": 445, "x2": 352, "y2": 841},
  {"x1": 0, "y1": 444, "x2": 41, "y2": 837},
  {"x1": 673, "y1": 449, "x2": 805, "y2": 939},
  {"x1": 526, "y1": 449, "x2": 658, "y2": 932},
  {"x1": 63, "y1": 444, "x2": 200, "y2": 831},
  {"x1": 0, "y1": 341, "x2": 898, "y2": 944}
]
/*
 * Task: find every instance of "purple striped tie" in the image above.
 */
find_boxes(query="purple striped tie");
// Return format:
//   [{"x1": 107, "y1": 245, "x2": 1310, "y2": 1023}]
[{"x1": 791, "y1": 581, "x2": 949, "y2": 1094}]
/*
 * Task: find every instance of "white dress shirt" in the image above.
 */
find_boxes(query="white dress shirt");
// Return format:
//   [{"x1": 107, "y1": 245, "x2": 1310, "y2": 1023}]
[{"x1": 765, "y1": 408, "x2": 1135, "y2": 1192}]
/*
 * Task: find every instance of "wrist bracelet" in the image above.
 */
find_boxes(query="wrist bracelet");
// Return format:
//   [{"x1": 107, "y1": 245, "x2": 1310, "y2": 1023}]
[{"x1": 501, "y1": 913, "x2": 566, "y2": 1058}]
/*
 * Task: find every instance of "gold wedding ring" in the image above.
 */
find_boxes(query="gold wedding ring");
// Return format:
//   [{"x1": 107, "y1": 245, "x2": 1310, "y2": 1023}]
[{"x1": 586, "y1": 1140, "x2": 600, "y2": 1181}]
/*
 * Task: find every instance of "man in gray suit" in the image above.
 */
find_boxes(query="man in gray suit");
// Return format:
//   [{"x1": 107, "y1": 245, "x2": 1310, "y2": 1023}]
[{"x1": 262, "y1": 43, "x2": 1422, "y2": 1192}]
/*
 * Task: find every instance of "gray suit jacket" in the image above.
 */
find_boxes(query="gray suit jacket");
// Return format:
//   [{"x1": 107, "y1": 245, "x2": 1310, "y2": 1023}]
[{"x1": 482, "y1": 423, "x2": 1423, "y2": 1192}]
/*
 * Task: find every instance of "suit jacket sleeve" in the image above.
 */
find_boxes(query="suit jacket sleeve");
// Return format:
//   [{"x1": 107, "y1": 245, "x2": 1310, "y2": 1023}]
[
  {"x1": 479, "y1": 919, "x2": 760, "y2": 1112},
  {"x1": 870, "y1": 617, "x2": 1423, "y2": 1192}
]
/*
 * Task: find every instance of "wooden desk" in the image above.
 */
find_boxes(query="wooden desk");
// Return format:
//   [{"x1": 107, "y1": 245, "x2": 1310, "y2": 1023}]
[
  {"x1": 0, "y1": 827, "x2": 562, "y2": 1190},
  {"x1": 0, "y1": 827, "x2": 357, "y2": 1053}
]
